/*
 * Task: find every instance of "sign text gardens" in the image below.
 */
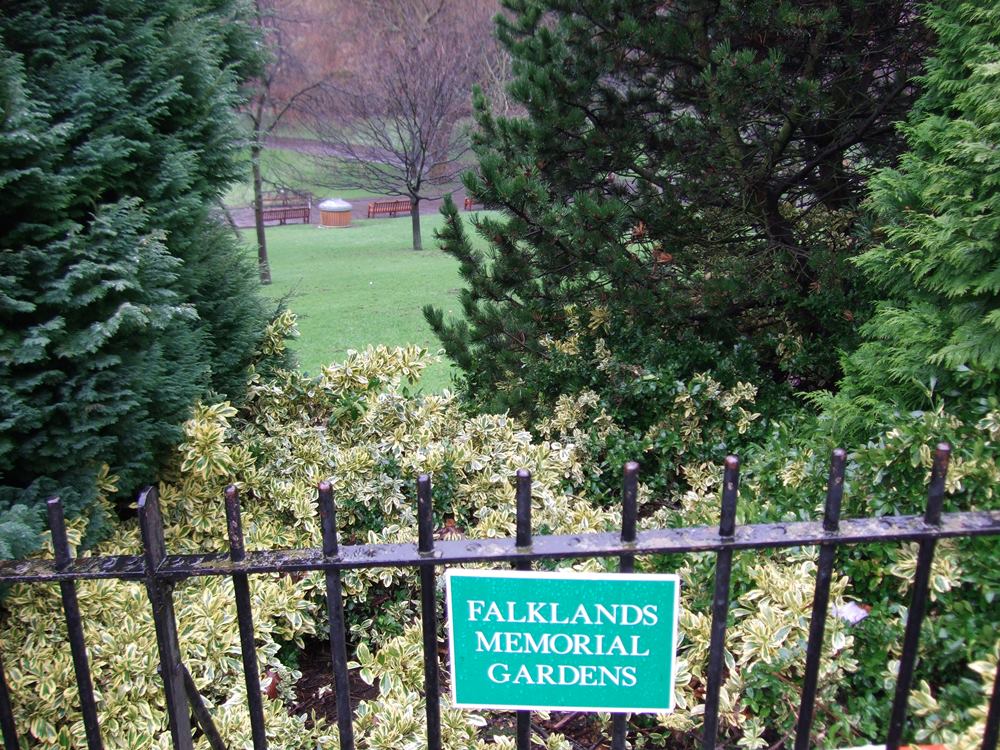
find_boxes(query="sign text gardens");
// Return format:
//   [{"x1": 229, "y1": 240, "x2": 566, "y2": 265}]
[{"x1": 446, "y1": 570, "x2": 680, "y2": 712}]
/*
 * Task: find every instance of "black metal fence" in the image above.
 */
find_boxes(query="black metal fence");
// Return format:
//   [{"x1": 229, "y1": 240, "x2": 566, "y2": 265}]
[{"x1": 0, "y1": 444, "x2": 998, "y2": 750}]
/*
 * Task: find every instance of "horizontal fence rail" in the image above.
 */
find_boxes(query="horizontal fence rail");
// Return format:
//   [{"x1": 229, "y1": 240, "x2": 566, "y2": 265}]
[
  {"x1": 1, "y1": 512, "x2": 997, "y2": 583},
  {"x1": 0, "y1": 444, "x2": 997, "y2": 750}
]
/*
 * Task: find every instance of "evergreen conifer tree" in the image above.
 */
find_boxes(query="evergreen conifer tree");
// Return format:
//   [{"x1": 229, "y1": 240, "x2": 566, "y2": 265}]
[
  {"x1": 0, "y1": 1, "x2": 278, "y2": 555},
  {"x1": 818, "y1": 0, "x2": 1000, "y2": 435},
  {"x1": 427, "y1": 0, "x2": 927, "y2": 415}
]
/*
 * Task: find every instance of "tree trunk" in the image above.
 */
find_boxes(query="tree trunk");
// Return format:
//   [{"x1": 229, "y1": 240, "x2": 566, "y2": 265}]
[
  {"x1": 251, "y1": 142, "x2": 272, "y2": 284},
  {"x1": 216, "y1": 199, "x2": 242, "y2": 242},
  {"x1": 410, "y1": 197, "x2": 422, "y2": 251}
]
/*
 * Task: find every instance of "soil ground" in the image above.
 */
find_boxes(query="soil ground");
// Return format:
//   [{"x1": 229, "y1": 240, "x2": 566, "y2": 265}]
[{"x1": 289, "y1": 638, "x2": 626, "y2": 750}]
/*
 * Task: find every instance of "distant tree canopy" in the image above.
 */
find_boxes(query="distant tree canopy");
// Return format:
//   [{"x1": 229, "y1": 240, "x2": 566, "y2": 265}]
[
  {"x1": 244, "y1": 0, "x2": 336, "y2": 285},
  {"x1": 428, "y1": 0, "x2": 929, "y2": 415},
  {"x1": 304, "y1": 0, "x2": 496, "y2": 251},
  {"x1": 0, "y1": 0, "x2": 281, "y2": 556}
]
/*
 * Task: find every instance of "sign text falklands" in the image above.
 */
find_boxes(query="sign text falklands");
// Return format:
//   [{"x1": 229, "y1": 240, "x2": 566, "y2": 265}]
[{"x1": 446, "y1": 569, "x2": 680, "y2": 712}]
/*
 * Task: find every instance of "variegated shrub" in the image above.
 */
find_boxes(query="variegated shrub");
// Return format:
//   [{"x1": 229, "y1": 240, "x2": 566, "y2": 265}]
[
  {"x1": 0, "y1": 340, "x2": 604, "y2": 749},
  {"x1": 3, "y1": 331, "x2": 997, "y2": 748}
]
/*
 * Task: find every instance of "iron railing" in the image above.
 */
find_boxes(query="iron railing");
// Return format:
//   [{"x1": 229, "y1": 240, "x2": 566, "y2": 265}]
[{"x1": 0, "y1": 444, "x2": 998, "y2": 750}]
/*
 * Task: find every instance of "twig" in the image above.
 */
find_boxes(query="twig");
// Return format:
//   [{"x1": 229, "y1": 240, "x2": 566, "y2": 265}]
[{"x1": 552, "y1": 711, "x2": 581, "y2": 731}]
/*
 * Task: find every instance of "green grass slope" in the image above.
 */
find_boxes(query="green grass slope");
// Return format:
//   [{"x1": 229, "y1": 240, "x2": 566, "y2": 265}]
[{"x1": 253, "y1": 213, "x2": 479, "y2": 392}]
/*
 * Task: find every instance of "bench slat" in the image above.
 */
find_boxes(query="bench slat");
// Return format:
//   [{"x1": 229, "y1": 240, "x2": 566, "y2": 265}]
[
  {"x1": 367, "y1": 199, "x2": 413, "y2": 218},
  {"x1": 260, "y1": 206, "x2": 310, "y2": 225}
]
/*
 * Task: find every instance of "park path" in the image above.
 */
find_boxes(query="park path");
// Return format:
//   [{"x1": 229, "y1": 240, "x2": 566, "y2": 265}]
[
  {"x1": 224, "y1": 135, "x2": 471, "y2": 228},
  {"x1": 266, "y1": 135, "x2": 398, "y2": 165},
  {"x1": 226, "y1": 192, "x2": 472, "y2": 228}
]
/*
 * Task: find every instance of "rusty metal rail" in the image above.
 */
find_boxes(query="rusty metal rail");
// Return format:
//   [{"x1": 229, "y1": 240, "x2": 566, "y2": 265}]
[{"x1": 1, "y1": 511, "x2": 996, "y2": 584}]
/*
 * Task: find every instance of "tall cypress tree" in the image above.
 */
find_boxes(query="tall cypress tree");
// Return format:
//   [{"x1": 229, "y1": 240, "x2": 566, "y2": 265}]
[
  {"x1": 428, "y1": 0, "x2": 927, "y2": 415},
  {"x1": 821, "y1": 0, "x2": 1000, "y2": 433},
  {"x1": 0, "y1": 1, "x2": 276, "y2": 555}
]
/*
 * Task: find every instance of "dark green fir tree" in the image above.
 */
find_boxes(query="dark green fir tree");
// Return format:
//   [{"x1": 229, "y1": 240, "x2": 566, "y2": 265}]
[
  {"x1": 427, "y1": 0, "x2": 929, "y2": 418},
  {"x1": 0, "y1": 1, "x2": 281, "y2": 556}
]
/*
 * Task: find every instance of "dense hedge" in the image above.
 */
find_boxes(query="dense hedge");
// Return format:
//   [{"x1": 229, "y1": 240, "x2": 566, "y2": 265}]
[
  {"x1": 427, "y1": 0, "x2": 928, "y2": 417},
  {"x1": 0, "y1": 0, "x2": 282, "y2": 556},
  {"x1": 1, "y1": 342, "x2": 599, "y2": 749}
]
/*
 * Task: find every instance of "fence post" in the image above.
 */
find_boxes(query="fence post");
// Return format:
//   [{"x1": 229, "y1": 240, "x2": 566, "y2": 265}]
[
  {"x1": 47, "y1": 497, "x2": 104, "y2": 750},
  {"x1": 886, "y1": 443, "x2": 950, "y2": 750},
  {"x1": 224, "y1": 485, "x2": 268, "y2": 750},
  {"x1": 611, "y1": 461, "x2": 640, "y2": 750},
  {"x1": 180, "y1": 666, "x2": 228, "y2": 750},
  {"x1": 138, "y1": 486, "x2": 194, "y2": 750},
  {"x1": 982, "y1": 657, "x2": 1000, "y2": 750},
  {"x1": 318, "y1": 481, "x2": 355, "y2": 750},
  {"x1": 0, "y1": 647, "x2": 19, "y2": 750},
  {"x1": 793, "y1": 449, "x2": 846, "y2": 749},
  {"x1": 514, "y1": 469, "x2": 533, "y2": 750},
  {"x1": 417, "y1": 475, "x2": 442, "y2": 750},
  {"x1": 702, "y1": 455, "x2": 740, "y2": 750}
]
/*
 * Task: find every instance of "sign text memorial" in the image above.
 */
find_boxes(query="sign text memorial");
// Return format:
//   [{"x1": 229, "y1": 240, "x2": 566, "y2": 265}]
[{"x1": 446, "y1": 569, "x2": 680, "y2": 713}]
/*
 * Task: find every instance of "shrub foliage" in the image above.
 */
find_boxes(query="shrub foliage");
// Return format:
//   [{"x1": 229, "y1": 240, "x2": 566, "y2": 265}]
[
  {"x1": 817, "y1": 0, "x2": 1000, "y2": 436},
  {"x1": 0, "y1": 0, "x2": 280, "y2": 556},
  {"x1": 2, "y1": 341, "x2": 996, "y2": 748}
]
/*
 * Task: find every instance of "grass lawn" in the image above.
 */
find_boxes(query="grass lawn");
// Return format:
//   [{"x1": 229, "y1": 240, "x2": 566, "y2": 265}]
[{"x1": 252, "y1": 213, "x2": 480, "y2": 392}]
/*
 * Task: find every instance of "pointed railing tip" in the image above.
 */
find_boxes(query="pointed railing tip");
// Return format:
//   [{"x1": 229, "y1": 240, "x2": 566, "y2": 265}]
[
  {"x1": 417, "y1": 474, "x2": 434, "y2": 555},
  {"x1": 620, "y1": 460, "x2": 639, "y2": 549},
  {"x1": 725, "y1": 455, "x2": 740, "y2": 470},
  {"x1": 137, "y1": 485, "x2": 155, "y2": 509},
  {"x1": 318, "y1": 480, "x2": 332, "y2": 493},
  {"x1": 516, "y1": 468, "x2": 531, "y2": 480},
  {"x1": 224, "y1": 484, "x2": 238, "y2": 500},
  {"x1": 936, "y1": 442, "x2": 951, "y2": 456}
]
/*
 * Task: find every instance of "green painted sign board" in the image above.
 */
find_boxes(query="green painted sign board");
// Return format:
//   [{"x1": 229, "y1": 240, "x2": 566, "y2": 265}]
[{"x1": 446, "y1": 569, "x2": 680, "y2": 713}]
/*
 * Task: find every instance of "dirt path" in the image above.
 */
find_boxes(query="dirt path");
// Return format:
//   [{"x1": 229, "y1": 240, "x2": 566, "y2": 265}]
[
  {"x1": 225, "y1": 192, "x2": 472, "y2": 229},
  {"x1": 266, "y1": 135, "x2": 398, "y2": 165},
  {"x1": 225, "y1": 136, "x2": 473, "y2": 228}
]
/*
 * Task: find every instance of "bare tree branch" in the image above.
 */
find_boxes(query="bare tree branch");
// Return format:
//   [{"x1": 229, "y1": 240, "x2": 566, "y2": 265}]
[
  {"x1": 300, "y1": 1, "x2": 496, "y2": 250},
  {"x1": 242, "y1": 0, "x2": 341, "y2": 283}
]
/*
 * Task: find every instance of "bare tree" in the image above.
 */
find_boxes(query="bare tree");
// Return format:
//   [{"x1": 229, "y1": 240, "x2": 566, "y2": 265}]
[
  {"x1": 245, "y1": 0, "x2": 333, "y2": 284},
  {"x1": 304, "y1": 0, "x2": 494, "y2": 250},
  {"x1": 478, "y1": 10, "x2": 522, "y2": 120}
]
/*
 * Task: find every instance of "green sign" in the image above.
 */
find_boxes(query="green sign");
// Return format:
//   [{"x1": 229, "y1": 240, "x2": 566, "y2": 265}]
[{"x1": 446, "y1": 569, "x2": 680, "y2": 713}]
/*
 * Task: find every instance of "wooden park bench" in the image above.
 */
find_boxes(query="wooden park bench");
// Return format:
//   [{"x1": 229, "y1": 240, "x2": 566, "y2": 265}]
[
  {"x1": 463, "y1": 197, "x2": 482, "y2": 211},
  {"x1": 258, "y1": 190, "x2": 312, "y2": 225},
  {"x1": 367, "y1": 199, "x2": 413, "y2": 218}
]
